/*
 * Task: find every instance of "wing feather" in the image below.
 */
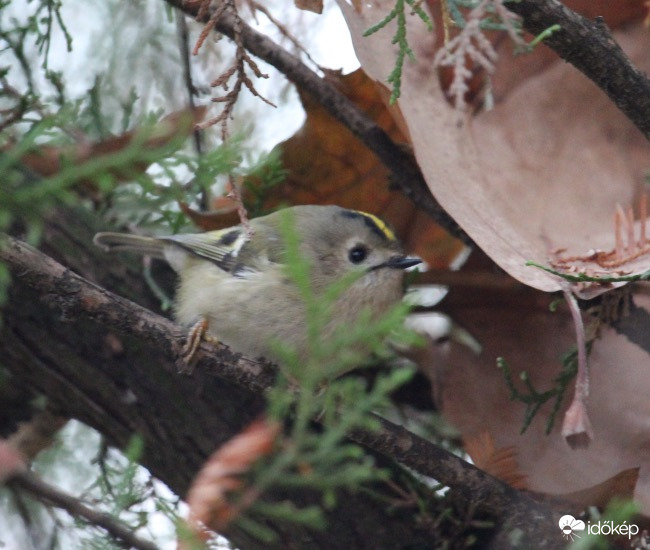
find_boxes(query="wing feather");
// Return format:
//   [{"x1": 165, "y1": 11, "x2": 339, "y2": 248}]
[{"x1": 161, "y1": 229, "x2": 248, "y2": 273}]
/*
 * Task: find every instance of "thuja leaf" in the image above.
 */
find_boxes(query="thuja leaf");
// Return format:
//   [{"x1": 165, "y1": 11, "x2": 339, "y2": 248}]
[
  {"x1": 526, "y1": 261, "x2": 650, "y2": 283},
  {"x1": 363, "y1": 0, "x2": 432, "y2": 103}
]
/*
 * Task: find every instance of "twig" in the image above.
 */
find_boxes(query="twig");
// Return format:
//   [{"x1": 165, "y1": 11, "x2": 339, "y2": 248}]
[
  {"x1": 192, "y1": 0, "x2": 275, "y2": 138},
  {"x1": 248, "y1": 1, "x2": 325, "y2": 71},
  {"x1": 0, "y1": 80, "x2": 31, "y2": 131},
  {"x1": 175, "y1": 11, "x2": 209, "y2": 210},
  {"x1": 8, "y1": 471, "x2": 160, "y2": 550},
  {"x1": 192, "y1": 0, "x2": 230, "y2": 55},
  {"x1": 225, "y1": 175, "x2": 252, "y2": 235},
  {"x1": 414, "y1": 269, "x2": 525, "y2": 291}
]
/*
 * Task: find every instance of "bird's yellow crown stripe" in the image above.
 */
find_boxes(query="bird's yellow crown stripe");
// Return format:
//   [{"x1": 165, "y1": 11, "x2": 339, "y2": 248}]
[{"x1": 354, "y1": 210, "x2": 396, "y2": 242}]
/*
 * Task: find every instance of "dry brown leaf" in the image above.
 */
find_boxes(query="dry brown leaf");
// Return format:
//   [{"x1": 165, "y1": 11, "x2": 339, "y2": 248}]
[
  {"x1": 184, "y1": 418, "x2": 281, "y2": 541},
  {"x1": 178, "y1": 200, "x2": 242, "y2": 232},
  {"x1": 339, "y1": 1, "x2": 650, "y2": 296},
  {"x1": 295, "y1": 0, "x2": 323, "y2": 14},
  {"x1": 558, "y1": 468, "x2": 640, "y2": 511},
  {"x1": 0, "y1": 439, "x2": 26, "y2": 482},
  {"x1": 480, "y1": 1, "x2": 646, "y2": 106},
  {"x1": 464, "y1": 431, "x2": 527, "y2": 489},
  {"x1": 407, "y1": 2, "x2": 644, "y2": 116},
  {"x1": 422, "y1": 292, "x2": 650, "y2": 514},
  {"x1": 8, "y1": 412, "x2": 66, "y2": 461}
]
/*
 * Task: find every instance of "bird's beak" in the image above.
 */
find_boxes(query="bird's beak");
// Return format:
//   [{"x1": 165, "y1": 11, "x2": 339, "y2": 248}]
[{"x1": 371, "y1": 255, "x2": 422, "y2": 271}]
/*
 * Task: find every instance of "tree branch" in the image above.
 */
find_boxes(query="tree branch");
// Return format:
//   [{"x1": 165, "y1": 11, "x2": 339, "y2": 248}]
[
  {"x1": 507, "y1": 0, "x2": 650, "y2": 140},
  {"x1": 169, "y1": 3, "x2": 469, "y2": 243},
  {"x1": 0, "y1": 234, "x2": 563, "y2": 547},
  {"x1": 9, "y1": 471, "x2": 160, "y2": 550}
]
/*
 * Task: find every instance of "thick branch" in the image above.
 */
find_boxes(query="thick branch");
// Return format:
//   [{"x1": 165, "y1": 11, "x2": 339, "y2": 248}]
[
  {"x1": 0, "y1": 234, "x2": 563, "y2": 548},
  {"x1": 165, "y1": 0, "x2": 469, "y2": 243},
  {"x1": 507, "y1": 0, "x2": 650, "y2": 140}
]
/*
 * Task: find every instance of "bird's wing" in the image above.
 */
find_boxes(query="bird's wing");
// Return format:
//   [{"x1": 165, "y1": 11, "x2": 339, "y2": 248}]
[{"x1": 160, "y1": 228, "x2": 249, "y2": 274}]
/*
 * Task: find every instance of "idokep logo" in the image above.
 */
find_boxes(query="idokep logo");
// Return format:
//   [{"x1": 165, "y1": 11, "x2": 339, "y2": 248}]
[
  {"x1": 558, "y1": 514, "x2": 640, "y2": 542},
  {"x1": 559, "y1": 515, "x2": 585, "y2": 541}
]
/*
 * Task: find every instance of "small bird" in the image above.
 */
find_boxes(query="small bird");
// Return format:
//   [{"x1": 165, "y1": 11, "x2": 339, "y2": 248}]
[{"x1": 94, "y1": 205, "x2": 420, "y2": 365}]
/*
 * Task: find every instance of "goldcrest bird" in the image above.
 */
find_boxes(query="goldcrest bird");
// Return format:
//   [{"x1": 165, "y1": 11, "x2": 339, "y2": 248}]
[{"x1": 94, "y1": 205, "x2": 420, "y2": 365}]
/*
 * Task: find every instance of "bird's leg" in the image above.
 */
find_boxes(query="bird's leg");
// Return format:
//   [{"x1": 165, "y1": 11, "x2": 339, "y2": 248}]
[{"x1": 179, "y1": 317, "x2": 219, "y2": 372}]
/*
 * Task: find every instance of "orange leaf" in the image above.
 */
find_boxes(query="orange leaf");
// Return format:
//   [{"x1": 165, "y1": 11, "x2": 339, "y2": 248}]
[
  {"x1": 295, "y1": 0, "x2": 323, "y2": 14},
  {"x1": 185, "y1": 418, "x2": 281, "y2": 540},
  {"x1": 464, "y1": 431, "x2": 527, "y2": 490},
  {"x1": 178, "y1": 200, "x2": 241, "y2": 232},
  {"x1": 0, "y1": 439, "x2": 26, "y2": 483}
]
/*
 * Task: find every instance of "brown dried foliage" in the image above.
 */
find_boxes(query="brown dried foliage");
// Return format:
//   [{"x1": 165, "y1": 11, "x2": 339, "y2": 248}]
[
  {"x1": 191, "y1": 0, "x2": 275, "y2": 137},
  {"x1": 184, "y1": 418, "x2": 281, "y2": 541}
]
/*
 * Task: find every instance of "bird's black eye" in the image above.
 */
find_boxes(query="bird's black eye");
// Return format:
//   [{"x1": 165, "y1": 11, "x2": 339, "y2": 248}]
[{"x1": 348, "y1": 245, "x2": 368, "y2": 264}]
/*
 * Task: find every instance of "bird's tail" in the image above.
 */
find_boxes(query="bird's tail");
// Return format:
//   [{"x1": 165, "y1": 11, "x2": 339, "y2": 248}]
[{"x1": 93, "y1": 232, "x2": 166, "y2": 259}]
